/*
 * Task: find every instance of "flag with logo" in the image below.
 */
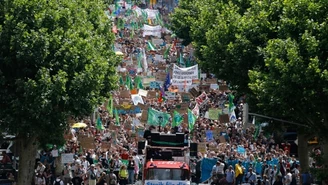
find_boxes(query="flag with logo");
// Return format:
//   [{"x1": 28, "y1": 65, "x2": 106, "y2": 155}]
[
  {"x1": 192, "y1": 104, "x2": 200, "y2": 117},
  {"x1": 172, "y1": 111, "x2": 183, "y2": 127},
  {"x1": 188, "y1": 109, "x2": 197, "y2": 132},
  {"x1": 147, "y1": 108, "x2": 170, "y2": 127}
]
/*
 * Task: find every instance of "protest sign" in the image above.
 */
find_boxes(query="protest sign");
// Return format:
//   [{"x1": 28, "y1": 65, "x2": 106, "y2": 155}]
[
  {"x1": 189, "y1": 88, "x2": 200, "y2": 97},
  {"x1": 142, "y1": 25, "x2": 162, "y2": 38},
  {"x1": 61, "y1": 153, "x2": 74, "y2": 164},
  {"x1": 147, "y1": 91, "x2": 157, "y2": 98},
  {"x1": 137, "y1": 128, "x2": 145, "y2": 138},
  {"x1": 208, "y1": 108, "x2": 221, "y2": 120},
  {"x1": 199, "y1": 85, "x2": 210, "y2": 92},
  {"x1": 138, "y1": 103, "x2": 149, "y2": 110},
  {"x1": 198, "y1": 142, "x2": 206, "y2": 153},
  {"x1": 138, "y1": 89, "x2": 148, "y2": 97},
  {"x1": 101, "y1": 142, "x2": 111, "y2": 150},
  {"x1": 149, "y1": 81, "x2": 162, "y2": 89},
  {"x1": 200, "y1": 73, "x2": 207, "y2": 79},
  {"x1": 207, "y1": 78, "x2": 217, "y2": 84},
  {"x1": 142, "y1": 77, "x2": 156, "y2": 86},
  {"x1": 152, "y1": 38, "x2": 164, "y2": 45},
  {"x1": 210, "y1": 84, "x2": 219, "y2": 90},
  {"x1": 131, "y1": 94, "x2": 144, "y2": 105},
  {"x1": 219, "y1": 114, "x2": 230, "y2": 123},
  {"x1": 206, "y1": 130, "x2": 214, "y2": 142},
  {"x1": 141, "y1": 111, "x2": 148, "y2": 122},
  {"x1": 155, "y1": 72, "x2": 167, "y2": 81},
  {"x1": 180, "y1": 92, "x2": 192, "y2": 102},
  {"x1": 114, "y1": 105, "x2": 142, "y2": 114},
  {"x1": 172, "y1": 64, "x2": 198, "y2": 85},
  {"x1": 155, "y1": 54, "x2": 164, "y2": 61},
  {"x1": 165, "y1": 92, "x2": 176, "y2": 100},
  {"x1": 120, "y1": 90, "x2": 131, "y2": 98},
  {"x1": 79, "y1": 136, "x2": 95, "y2": 149},
  {"x1": 219, "y1": 85, "x2": 229, "y2": 91},
  {"x1": 209, "y1": 145, "x2": 218, "y2": 152}
]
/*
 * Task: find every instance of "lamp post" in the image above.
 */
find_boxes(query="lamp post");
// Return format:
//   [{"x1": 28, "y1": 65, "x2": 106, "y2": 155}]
[{"x1": 158, "y1": 115, "x2": 163, "y2": 132}]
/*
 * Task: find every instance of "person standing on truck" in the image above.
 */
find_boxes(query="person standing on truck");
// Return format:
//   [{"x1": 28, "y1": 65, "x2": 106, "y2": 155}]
[{"x1": 0, "y1": 151, "x2": 11, "y2": 164}]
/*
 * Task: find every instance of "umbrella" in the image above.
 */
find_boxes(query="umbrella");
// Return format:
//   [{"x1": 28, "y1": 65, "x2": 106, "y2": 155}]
[
  {"x1": 72, "y1": 122, "x2": 88, "y2": 128},
  {"x1": 115, "y1": 51, "x2": 124, "y2": 55}
]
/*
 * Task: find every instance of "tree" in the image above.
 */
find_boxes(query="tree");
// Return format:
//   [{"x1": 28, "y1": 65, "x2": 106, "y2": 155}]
[
  {"x1": 0, "y1": 0, "x2": 119, "y2": 184},
  {"x1": 171, "y1": 0, "x2": 328, "y2": 176}
]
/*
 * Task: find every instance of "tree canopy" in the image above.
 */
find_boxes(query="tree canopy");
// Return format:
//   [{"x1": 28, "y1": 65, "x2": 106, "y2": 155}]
[
  {"x1": 170, "y1": 0, "x2": 328, "y2": 174},
  {"x1": 0, "y1": 0, "x2": 119, "y2": 183}
]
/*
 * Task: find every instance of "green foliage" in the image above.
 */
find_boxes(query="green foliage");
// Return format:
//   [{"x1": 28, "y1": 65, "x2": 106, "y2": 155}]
[
  {"x1": 171, "y1": 0, "x2": 328, "y2": 133},
  {"x1": 0, "y1": 0, "x2": 119, "y2": 146},
  {"x1": 248, "y1": 0, "x2": 328, "y2": 136}
]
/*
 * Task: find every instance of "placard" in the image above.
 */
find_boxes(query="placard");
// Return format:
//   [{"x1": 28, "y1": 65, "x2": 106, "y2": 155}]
[
  {"x1": 208, "y1": 108, "x2": 221, "y2": 120},
  {"x1": 199, "y1": 85, "x2": 210, "y2": 92},
  {"x1": 219, "y1": 85, "x2": 229, "y2": 91},
  {"x1": 138, "y1": 89, "x2": 148, "y2": 97},
  {"x1": 209, "y1": 145, "x2": 218, "y2": 152},
  {"x1": 141, "y1": 111, "x2": 148, "y2": 122},
  {"x1": 131, "y1": 94, "x2": 144, "y2": 105},
  {"x1": 189, "y1": 88, "x2": 199, "y2": 97},
  {"x1": 120, "y1": 90, "x2": 131, "y2": 98},
  {"x1": 164, "y1": 91, "x2": 175, "y2": 100},
  {"x1": 147, "y1": 91, "x2": 157, "y2": 98},
  {"x1": 206, "y1": 130, "x2": 214, "y2": 142},
  {"x1": 198, "y1": 142, "x2": 206, "y2": 153},
  {"x1": 149, "y1": 81, "x2": 162, "y2": 89},
  {"x1": 61, "y1": 153, "x2": 74, "y2": 164},
  {"x1": 79, "y1": 136, "x2": 95, "y2": 149},
  {"x1": 155, "y1": 72, "x2": 167, "y2": 81},
  {"x1": 219, "y1": 114, "x2": 230, "y2": 123},
  {"x1": 180, "y1": 92, "x2": 191, "y2": 102}
]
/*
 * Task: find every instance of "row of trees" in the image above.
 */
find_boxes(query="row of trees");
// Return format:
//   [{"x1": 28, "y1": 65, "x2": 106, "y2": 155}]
[
  {"x1": 170, "y1": 0, "x2": 328, "y2": 179},
  {"x1": 0, "y1": 0, "x2": 119, "y2": 184}
]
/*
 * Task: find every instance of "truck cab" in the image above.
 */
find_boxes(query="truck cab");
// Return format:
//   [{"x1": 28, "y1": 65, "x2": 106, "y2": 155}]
[{"x1": 140, "y1": 132, "x2": 191, "y2": 185}]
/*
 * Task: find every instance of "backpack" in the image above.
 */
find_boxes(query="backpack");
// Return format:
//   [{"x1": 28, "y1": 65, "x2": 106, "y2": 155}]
[
  {"x1": 90, "y1": 171, "x2": 97, "y2": 180},
  {"x1": 54, "y1": 180, "x2": 62, "y2": 185}
]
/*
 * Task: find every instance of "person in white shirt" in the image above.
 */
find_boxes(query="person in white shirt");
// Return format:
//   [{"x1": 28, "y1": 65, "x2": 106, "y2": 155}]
[
  {"x1": 81, "y1": 156, "x2": 90, "y2": 171},
  {"x1": 211, "y1": 160, "x2": 225, "y2": 184},
  {"x1": 284, "y1": 169, "x2": 292, "y2": 185},
  {"x1": 35, "y1": 161, "x2": 46, "y2": 174}
]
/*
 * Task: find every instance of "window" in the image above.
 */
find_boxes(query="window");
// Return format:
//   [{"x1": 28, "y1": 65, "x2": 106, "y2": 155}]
[{"x1": 146, "y1": 169, "x2": 189, "y2": 180}]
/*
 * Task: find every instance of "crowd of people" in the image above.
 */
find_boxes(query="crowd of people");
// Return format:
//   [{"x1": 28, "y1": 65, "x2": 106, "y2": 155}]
[{"x1": 28, "y1": 1, "x2": 318, "y2": 185}]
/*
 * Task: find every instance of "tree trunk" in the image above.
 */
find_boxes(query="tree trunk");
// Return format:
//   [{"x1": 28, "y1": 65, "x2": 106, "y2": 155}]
[
  {"x1": 298, "y1": 133, "x2": 309, "y2": 173},
  {"x1": 322, "y1": 139, "x2": 328, "y2": 167},
  {"x1": 55, "y1": 156, "x2": 64, "y2": 176},
  {"x1": 17, "y1": 135, "x2": 38, "y2": 185}
]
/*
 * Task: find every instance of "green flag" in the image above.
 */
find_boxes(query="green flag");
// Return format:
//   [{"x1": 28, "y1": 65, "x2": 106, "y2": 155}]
[
  {"x1": 125, "y1": 75, "x2": 133, "y2": 89},
  {"x1": 135, "y1": 76, "x2": 143, "y2": 89},
  {"x1": 96, "y1": 114, "x2": 105, "y2": 130},
  {"x1": 107, "y1": 95, "x2": 113, "y2": 117},
  {"x1": 188, "y1": 109, "x2": 197, "y2": 132},
  {"x1": 114, "y1": 108, "x2": 120, "y2": 126},
  {"x1": 163, "y1": 45, "x2": 171, "y2": 59},
  {"x1": 228, "y1": 93, "x2": 235, "y2": 113},
  {"x1": 147, "y1": 41, "x2": 156, "y2": 51},
  {"x1": 119, "y1": 76, "x2": 124, "y2": 85},
  {"x1": 172, "y1": 111, "x2": 183, "y2": 127},
  {"x1": 147, "y1": 108, "x2": 170, "y2": 127}
]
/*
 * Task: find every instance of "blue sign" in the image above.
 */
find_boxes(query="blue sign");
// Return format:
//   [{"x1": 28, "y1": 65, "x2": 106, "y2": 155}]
[
  {"x1": 206, "y1": 130, "x2": 214, "y2": 142},
  {"x1": 150, "y1": 81, "x2": 161, "y2": 89},
  {"x1": 116, "y1": 106, "x2": 141, "y2": 115}
]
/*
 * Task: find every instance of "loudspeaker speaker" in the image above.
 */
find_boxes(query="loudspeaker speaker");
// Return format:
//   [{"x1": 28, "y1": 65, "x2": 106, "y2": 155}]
[
  {"x1": 138, "y1": 141, "x2": 145, "y2": 155},
  {"x1": 190, "y1": 143, "x2": 198, "y2": 157}
]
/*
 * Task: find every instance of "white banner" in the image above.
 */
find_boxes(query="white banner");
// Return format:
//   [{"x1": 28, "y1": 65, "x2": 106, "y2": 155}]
[
  {"x1": 144, "y1": 180, "x2": 190, "y2": 185},
  {"x1": 143, "y1": 25, "x2": 162, "y2": 38},
  {"x1": 172, "y1": 64, "x2": 198, "y2": 85},
  {"x1": 133, "y1": 7, "x2": 159, "y2": 19}
]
